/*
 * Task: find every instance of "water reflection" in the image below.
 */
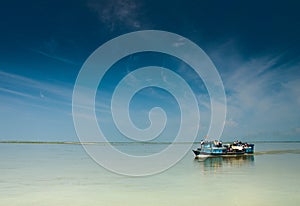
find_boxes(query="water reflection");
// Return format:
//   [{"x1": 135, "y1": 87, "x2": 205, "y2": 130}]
[{"x1": 193, "y1": 155, "x2": 255, "y2": 174}]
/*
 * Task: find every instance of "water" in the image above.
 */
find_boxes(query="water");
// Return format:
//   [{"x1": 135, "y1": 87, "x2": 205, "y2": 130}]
[{"x1": 1, "y1": 142, "x2": 300, "y2": 205}]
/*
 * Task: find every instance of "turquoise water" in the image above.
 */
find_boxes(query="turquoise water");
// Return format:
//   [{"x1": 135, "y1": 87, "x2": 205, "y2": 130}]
[{"x1": 1, "y1": 142, "x2": 300, "y2": 206}]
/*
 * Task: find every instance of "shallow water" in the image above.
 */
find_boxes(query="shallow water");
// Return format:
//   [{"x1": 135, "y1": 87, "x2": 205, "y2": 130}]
[{"x1": 0, "y1": 142, "x2": 300, "y2": 206}]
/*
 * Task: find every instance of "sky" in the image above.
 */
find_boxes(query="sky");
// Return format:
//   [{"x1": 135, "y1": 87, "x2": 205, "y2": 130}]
[{"x1": 0, "y1": 0, "x2": 299, "y2": 142}]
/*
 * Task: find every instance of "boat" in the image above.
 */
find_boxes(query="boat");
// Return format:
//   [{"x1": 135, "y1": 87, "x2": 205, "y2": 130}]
[{"x1": 193, "y1": 140, "x2": 254, "y2": 159}]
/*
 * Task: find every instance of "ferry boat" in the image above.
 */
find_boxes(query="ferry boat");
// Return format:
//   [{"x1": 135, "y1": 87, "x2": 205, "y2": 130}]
[{"x1": 193, "y1": 140, "x2": 254, "y2": 159}]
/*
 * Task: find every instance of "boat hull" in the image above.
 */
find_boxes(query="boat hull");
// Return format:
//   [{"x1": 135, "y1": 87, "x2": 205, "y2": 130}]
[{"x1": 193, "y1": 152, "x2": 249, "y2": 159}]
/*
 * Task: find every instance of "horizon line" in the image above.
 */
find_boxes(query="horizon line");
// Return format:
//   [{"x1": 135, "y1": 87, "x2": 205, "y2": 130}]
[{"x1": 1, "y1": 140, "x2": 300, "y2": 145}]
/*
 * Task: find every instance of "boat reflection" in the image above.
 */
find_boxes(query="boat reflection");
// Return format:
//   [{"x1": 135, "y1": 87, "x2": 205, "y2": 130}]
[{"x1": 193, "y1": 155, "x2": 255, "y2": 174}]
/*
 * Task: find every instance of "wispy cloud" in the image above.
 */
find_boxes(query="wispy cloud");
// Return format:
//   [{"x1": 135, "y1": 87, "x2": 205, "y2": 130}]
[
  {"x1": 0, "y1": 87, "x2": 37, "y2": 99},
  {"x1": 30, "y1": 38, "x2": 78, "y2": 65},
  {"x1": 211, "y1": 40, "x2": 300, "y2": 139},
  {"x1": 31, "y1": 49, "x2": 77, "y2": 65},
  {"x1": 87, "y1": 0, "x2": 141, "y2": 31},
  {"x1": 0, "y1": 71, "x2": 72, "y2": 110},
  {"x1": 0, "y1": 70, "x2": 113, "y2": 115},
  {"x1": 225, "y1": 118, "x2": 238, "y2": 127}
]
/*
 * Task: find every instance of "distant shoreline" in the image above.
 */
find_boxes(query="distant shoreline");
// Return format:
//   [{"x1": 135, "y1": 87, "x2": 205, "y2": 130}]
[{"x1": 0, "y1": 140, "x2": 300, "y2": 145}]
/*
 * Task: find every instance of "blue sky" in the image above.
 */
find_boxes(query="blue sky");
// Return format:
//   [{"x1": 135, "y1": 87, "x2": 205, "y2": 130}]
[{"x1": 0, "y1": 0, "x2": 299, "y2": 141}]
